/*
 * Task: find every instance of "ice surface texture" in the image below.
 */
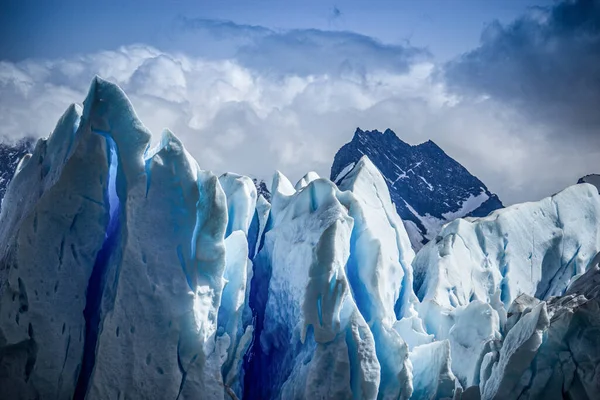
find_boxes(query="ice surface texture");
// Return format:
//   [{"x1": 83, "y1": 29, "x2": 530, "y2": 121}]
[
  {"x1": 479, "y1": 254, "x2": 600, "y2": 399},
  {"x1": 1, "y1": 78, "x2": 599, "y2": 400},
  {"x1": 0, "y1": 78, "x2": 234, "y2": 399},
  {"x1": 413, "y1": 183, "x2": 600, "y2": 333}
]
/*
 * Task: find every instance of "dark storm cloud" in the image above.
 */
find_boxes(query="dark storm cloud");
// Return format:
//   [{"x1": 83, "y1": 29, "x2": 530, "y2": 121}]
[{"x1": 445, "y1": 0, "x2": 600, "y2": 134}]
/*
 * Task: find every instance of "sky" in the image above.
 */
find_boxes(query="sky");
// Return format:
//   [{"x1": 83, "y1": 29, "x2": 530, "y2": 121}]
[{"x1": 0, "y1": 0, "x2": 598, "y2": 205}]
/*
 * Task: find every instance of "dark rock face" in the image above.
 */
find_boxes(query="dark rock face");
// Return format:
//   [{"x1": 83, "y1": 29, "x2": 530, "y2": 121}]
[
  {"x1": 578, "y1": 174, "x2": 600, "y2": 193},
  {"x1": 331, "y1": 128, "x2": 503, "y2": 248},
  {"x1": 253, "y1": 178, "x2": 271, "y2": 202},
  {"x1": 0, "y1": 138, "x2": 34, "y2": 213}
]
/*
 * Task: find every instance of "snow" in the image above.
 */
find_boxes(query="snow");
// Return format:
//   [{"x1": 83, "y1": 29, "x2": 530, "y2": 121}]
[
  {"x1": 419, "y1": 175, "x2": 434, "y2": 191},
  {"x1": 441, "y1": 190, "x2": 490, "y2": 221},
  {"x1": 333, "y1": 162, "x2": 355, "y2": 184},
  {"x1": 403, "y1": 219, "x2": 426, "y2": 252},
  {"x1": 390, "y1": 171, "x2": 408, "y2": 185},
  {"x1": 402, "y1": 200, "x2": 446, "y2": 242},
  {"x1": 331, "y1": 129, "x2": 504, "y2": 250},
  {"x1": 402, "y1": 190, "x2": 491, "y2": 245}
]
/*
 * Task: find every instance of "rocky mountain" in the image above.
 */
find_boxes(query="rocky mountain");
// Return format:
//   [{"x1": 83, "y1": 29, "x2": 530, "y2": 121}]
[
  {"x1": 579, "y1": 174, "x2": 600, "y2": 193},
  {"x1": 252, "y1": 178, "x2": 271, "y2": 201},
  {"x1": 0, "y1": 138, "x2": 34, "y2": 213},
  {"x1": 331, "y1": 128, "x2": 503, "y2": 249}
]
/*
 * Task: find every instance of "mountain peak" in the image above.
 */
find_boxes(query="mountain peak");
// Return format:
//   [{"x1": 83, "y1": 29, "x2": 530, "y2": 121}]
[
  {"x1": 416, "y1": 138, "x2": 444, "y2": 154},
  {"x1": 331, "y1": 128, "x2": 503, "y2": 249},
  {"x1": 352, "y1": 127, "x2": 366, "y2": 139},
  {"x1": 420, "y1": 138, "x2": 438, "y2": 147},
  {"x1": 383, "y1": 128, "x2": 396, "y2": 137}
]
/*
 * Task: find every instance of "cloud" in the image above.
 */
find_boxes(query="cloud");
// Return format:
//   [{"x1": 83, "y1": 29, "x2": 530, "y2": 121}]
[
  {"x1": 129, "y1": 55, "x2": 188, "y2": 103},
  {"x1": 445, "y1": 0, "x2": 600, "y2": 140},
  {"x1": 0, "y1": 14, "x2": 598, "y2": 206},
  {"x1": 171, "y1": 18, "x2": 429, "y2": 77}
]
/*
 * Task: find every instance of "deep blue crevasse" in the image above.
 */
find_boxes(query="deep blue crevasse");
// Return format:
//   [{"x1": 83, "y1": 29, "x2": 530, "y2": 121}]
[
  {"x1": 247, "y1": 210, "x2": 260, "y2": 259},
  {"x1": 73, "y1": 133, "x2": 121, "y2": 400},
  {"x1": 242, "y1": 249, "x2": 273, "y2": 400},
  {"x1": 243, "y1": 206, "x2": 281, "y2": 400}
]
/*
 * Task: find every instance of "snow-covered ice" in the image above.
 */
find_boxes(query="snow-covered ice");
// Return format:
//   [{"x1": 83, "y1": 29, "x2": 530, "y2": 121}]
[{"x1": 413, "y1": 183, "x2": 600, "y2": 339}]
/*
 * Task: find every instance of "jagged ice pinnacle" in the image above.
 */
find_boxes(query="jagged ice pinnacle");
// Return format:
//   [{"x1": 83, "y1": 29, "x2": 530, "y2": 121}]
[{"x1": 0, "y1": 77, "x2": 599, "y2": 400}]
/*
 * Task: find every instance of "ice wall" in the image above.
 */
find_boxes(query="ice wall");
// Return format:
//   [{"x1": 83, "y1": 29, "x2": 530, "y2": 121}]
[
  {"x1": 246, "y1": 176, "x2": 382, "y2": 399},
  {"x1": 0, "y1": 103, "x2": 107, "y2": 399},
  {"x1": 414, "y1": 184, "x2": 600, "y2": 313},
  {"x1": 479, "y1": 255, "x2": 600, "y2": 399},
  {"x1": 2, "y1": 77, "x2": 599, "y2": 400},
  {"x1": 0, "y1": 78, "x2": 238, "y2": 399}
]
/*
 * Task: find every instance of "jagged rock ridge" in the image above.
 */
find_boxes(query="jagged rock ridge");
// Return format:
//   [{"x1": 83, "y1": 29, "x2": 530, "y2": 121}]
[
  {"x1": 579, "y1": 174, "x2": 600, "y2": 193},
  {"x1": 0, "y1": 138, "x2": 34, "y2": 213},
  {"x1": 331, "y1": 128, "x2": 504, "y2": 249},
  {"x1": 252, "y1": 178, "x2": 271, "y2": 202}
]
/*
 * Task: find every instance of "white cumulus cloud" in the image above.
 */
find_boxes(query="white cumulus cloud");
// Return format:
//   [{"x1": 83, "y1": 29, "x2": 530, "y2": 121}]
[{"x1": 0, "y1": 20, "x2": 597, "y2": 205}]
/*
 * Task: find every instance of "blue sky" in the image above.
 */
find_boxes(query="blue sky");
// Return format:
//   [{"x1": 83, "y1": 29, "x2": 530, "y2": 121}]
[
  {"x1": 1, "y1": 0, "x2": 552, "y2": 61},
  {"x1": 0, "y1": 0, "x2": 598, "y2": 204}
]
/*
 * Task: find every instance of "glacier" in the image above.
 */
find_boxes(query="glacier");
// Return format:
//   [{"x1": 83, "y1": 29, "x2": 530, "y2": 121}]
[{"x1": 1, "y1": 77, "x2": 599, "y2": 400}]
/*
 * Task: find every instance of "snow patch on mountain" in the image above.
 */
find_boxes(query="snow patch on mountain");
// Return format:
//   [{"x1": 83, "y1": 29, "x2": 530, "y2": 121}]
[{"x1": 331, "y1": 128, "x2": 503, "y2": 250}]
